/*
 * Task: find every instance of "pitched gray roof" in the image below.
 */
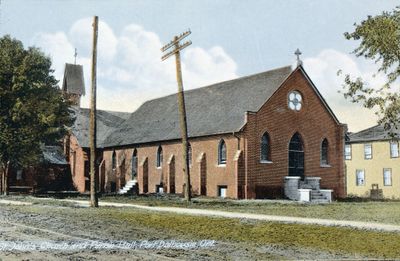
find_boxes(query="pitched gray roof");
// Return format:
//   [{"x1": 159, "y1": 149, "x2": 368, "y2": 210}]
[
  {"x1": 348, "y1": 125, "x2": 400, "y2": 143},
  {"x1": 62, "y1": 63, "x2": 85, "y2": 95},
  {"x1": 42, "y1": 146, "x2": 68, "y2": 165},
  {"x1": 104, "y1": 66, "x2": 292, "y2": 147},
  {"x1": 71, "y1": 107, "x2": 130, "y2": 148}
]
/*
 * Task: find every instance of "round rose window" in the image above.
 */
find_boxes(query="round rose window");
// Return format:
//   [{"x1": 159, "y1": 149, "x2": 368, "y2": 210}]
[{"x1": 288, "y1": 91, "x2": 302, "y2": 111}]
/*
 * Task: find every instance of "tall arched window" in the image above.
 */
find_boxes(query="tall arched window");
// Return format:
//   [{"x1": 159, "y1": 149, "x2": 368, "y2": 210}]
[
  {"x1": 156, "y1": 146, "x2": 163, "y2": 168},
  {"x1": 288, "y1": 133, "x2": 304, "y2": 178},
  {"x1": 321, "y1": 138, "x2": 329, "y2": 165},
  {"x1": 131, "y1": 149, "x2": 138, "y2": 179},
  {"x1": 188, "y1": 143, "x2": 192, "y2": 166},
  {"x1": 260, "y1": 132, "x2": 271, "y2": 162},
  {"x1": 218, "y1": 139, "x2": 226, "y2": 165},
  {"x1": 112, "y1": 150, "x2": 117, "y2": 170}
]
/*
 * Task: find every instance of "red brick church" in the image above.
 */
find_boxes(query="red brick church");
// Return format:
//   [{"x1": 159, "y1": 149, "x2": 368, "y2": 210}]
[{"x1": 66, "y1": 62, "x2": 347, "y2": 199}]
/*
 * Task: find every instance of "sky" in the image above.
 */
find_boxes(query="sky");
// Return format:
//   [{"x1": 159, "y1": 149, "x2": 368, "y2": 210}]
[{"x1": 0, "y1": 0, "x2": 398, "y2": 132}]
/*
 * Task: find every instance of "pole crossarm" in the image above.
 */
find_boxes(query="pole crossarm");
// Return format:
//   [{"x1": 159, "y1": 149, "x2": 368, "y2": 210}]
[
  {"x1": 161, "y1": 41, "x2": 192, "y2": 61},
  {"x1": 161, "y1": 29, "x2": 191, "y2": 52}
]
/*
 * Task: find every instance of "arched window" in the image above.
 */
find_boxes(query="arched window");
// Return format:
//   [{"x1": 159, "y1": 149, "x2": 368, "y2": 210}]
[
  {"x1": 288, "y1": 132, "x2": 304, "y2": 178},
  {"x1": 321, "y1": 138, "x2": 329, "y2": 165},
  {"x1": 260, "y1": 132, "x2": 271, "y2": 162},
  {"x1": 132, "y1": 149, "x2": 138, "y2": 179},
  {"x1": 218, "y1": 139, "x2": 227, "y2": 165},
  {"x1": 112, "y1": 151, "x2": 117, "y2": 170},
  {"x1": 188, "y1": 143, "x2": 192, "y2": 166},
  {"x1": 156, "y1": 146, "x2": 163, "y2": 168}
]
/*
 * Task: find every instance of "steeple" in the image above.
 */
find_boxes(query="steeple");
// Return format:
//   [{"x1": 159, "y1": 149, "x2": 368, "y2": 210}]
[{"x1": 62, "y1": 63, "x2": 85, "y2": 107}]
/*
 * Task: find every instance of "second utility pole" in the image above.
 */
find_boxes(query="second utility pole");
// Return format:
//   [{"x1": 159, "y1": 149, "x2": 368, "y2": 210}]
[
  {"x1": 161, "y1": 30, "x2": 192, "y2": 202},
  {"x1": 90, "y1": 16, "x2": 99, "y2": 207}
]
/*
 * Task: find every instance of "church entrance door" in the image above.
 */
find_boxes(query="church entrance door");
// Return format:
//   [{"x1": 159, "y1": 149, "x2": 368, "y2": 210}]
[{"x1": 288, "y1": 133, "x2": 304, "y2": 179}]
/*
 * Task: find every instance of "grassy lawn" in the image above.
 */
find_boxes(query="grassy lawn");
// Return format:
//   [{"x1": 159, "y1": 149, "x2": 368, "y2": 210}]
[
  {"x1": 9, "y1": 202, "x2": 400, "y2": 259},
  {"x1": 97, "y1": 195, "x2": 400, "y2": 225},
  {"x1": 5, "y1": 194, "x2": 400, "y2": 225},
  {"x1": 105, "y1": 208, "x2": 400, "y2": 259}
]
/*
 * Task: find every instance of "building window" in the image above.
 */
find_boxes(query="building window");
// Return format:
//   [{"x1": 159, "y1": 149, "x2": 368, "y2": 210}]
[
  {"x1": 364, "y1": 144, "x2": 372, "y2": 159},
  {"x1": 156, "y1": 146, "x2": 163, "y2": 168},
  {"x1": 112, "y1": 151, "x2": 117, "y2": 170},
  {"x1": 321, "y1": 138, "x2": 329, "y2": 165},
  {"x1": 156, "y1": 184, "x2": 164, "y2": 194},
  {"x1": 288, "y1": 132, "x2": 304, "y2": 178},
  {"x1": 218, "y1": 139, "x2": 227, "y2": 165},
  {"x1": 345, "y1": 144, "x2": 352, "y2": 160},
  {"x1": 383, "y1": 168, "x2": 392, "y2": 186},
  {"x1": 188, "y1": 143, "x2": 192, "y2": 166},
  {"x1": 356, "y1": 169, "x2": 365, "y2": 186},
  {"x1": 16, "y1": 170, "x2": 23, "y2": 180},
  {"x1": 218, "y1": 185, "x2": 228, "y2": 198},
  {"x1": 131, "y1": 149, "x2": 138, "y2": 179},
  {"x1": 390, "y1": 141, "x2": 399, "y2": 158},
  {"x1": 260, "y1": 132, "x2": 271, "y2": 162},
  {"x1": 288, "y1": 91, "x2": 303, "y2": 111}
]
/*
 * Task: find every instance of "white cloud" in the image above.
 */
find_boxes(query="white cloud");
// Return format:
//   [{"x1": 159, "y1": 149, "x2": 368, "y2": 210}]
[
  {"x1": 69, "y1": 17, "x2": 117, "y2": 62},
  {"x1": 303, "y1": 49, "x2": 388, "y2": 132},
  {"x1": 32, "y1": 18, "x2": 238, "y2": 112},
  {"x1": 32, "y1": 19, "x2": 382, "y2": 133},
  {"x1": 32, "y1": 32, "x2": 75, "y2": 81}
]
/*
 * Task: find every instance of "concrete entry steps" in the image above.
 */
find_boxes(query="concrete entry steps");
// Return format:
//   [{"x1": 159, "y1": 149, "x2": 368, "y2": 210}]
[
  {"x1": 118, "y1": 180, "x2": 138, "y2": 195},
  {"x1": 285, "y1": 176, "x2": 332, "y2": 203}
]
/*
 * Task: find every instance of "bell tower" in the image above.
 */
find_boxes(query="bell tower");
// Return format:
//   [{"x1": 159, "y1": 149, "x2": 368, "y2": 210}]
[{"x1": 62, "y1": 63, "x2": 85, "y2": 106}]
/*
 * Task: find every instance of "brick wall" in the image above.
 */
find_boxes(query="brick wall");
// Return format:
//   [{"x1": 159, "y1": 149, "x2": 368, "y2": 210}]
[
  {"x1": 68, "y1": 135, "x2": 87, "y2": 193},
  {"x1": 103, "y1": 135, "x2": 240, "y2": 198},
  {"x1": 68, "y1": 68, "x2": 345, "y2": 199},
  {"x1": 243, "y1": 68, "x2": 345, "y2": 198}
]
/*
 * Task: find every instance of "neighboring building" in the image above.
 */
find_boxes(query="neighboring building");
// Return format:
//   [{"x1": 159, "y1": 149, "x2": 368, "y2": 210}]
[
  {"x1": 7, "y1": 146, "x2": 72, "y2": 193},
  {"x1": 345, "y1": 125, "x2": 400, "y2": 199},
  {"x1": 100, "y1": 65, "x2": 347, "y2": 199}
]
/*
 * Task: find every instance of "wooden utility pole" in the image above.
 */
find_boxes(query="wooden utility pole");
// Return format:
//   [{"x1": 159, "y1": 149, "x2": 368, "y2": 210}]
[
  {"x1": 89, "y1": 16, "x2": 99, "y2": 207},
  {"x1": 161, "y1": 30, "x2": 192, "y2": 202}
]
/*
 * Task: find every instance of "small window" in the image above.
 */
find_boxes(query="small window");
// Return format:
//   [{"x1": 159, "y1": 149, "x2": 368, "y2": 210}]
[
  {"x1": 321, "y1": 138, "x2": 329, "y2": 165},
  {"x1": 345, "y1": 144, "x2": 352, "y2": 160},
  {"x1": 260, "y1": 132, "x2": 271, "y2": 162},
  {"x1": 112, "y1": 151, "x2": 117, "y2": 170},
  {"x1": 218, "y1": 139, "x2": 226, "y2": 165},
  {"x1": 218, "y1": 185, "x2": 227, "y2": 198},
  {"x1": 364, "y1": 144, "x2": 372, "y2": 159},
  {"x1": 383, "y1": 168, "x2": 392, "y2": 186},
  {"x1": 356, "y1": 169, "x2": 365, "y2": 186},
  {"x1": 288, "y1": 91, "x2": 303, "y2": 111},
  {"x1": 156, "y1": 146, "x2": 163, "y2": 168},
  {"x1": 188, "y1": 143, "x2": 192, "y2": 166},
  {"x1": 16, "y1": 170, "x2": 23, "y2": 180},
  {"x1": 156, "y1": 184, "x2": 164, "y2": 194},
  {"x1": 390, "y1": 141, "x2": 399, "y2": 158}
]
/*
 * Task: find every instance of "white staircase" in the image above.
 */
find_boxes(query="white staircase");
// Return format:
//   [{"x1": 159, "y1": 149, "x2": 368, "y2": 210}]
[
  {"x1": 118, "y1": 179, "x2": 138, "y2": 195},
  {"x1": 309, "y1": 189, "x2": 330, "y2": 203},
  {"x1": 285, "y1": 176, "x2": 332, "y2": 203}
]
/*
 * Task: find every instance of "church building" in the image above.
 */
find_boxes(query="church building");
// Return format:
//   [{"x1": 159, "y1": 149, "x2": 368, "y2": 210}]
[{"x1": 95, "y1": 64, "x2": 347, "y2": 199}]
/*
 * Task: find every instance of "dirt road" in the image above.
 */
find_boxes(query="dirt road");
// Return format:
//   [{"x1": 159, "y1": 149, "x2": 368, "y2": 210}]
[{"x1": 0, "y1": 201, "x2": 358, "y2": 260}]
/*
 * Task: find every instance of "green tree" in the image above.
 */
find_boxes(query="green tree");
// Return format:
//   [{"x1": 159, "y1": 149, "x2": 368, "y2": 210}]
[
  {"x1": 340, "y1": 6, "x2": 400, "y2": 136},
  {"x1": 0, "y1": 35, "x2": 73, "y2": 195}
]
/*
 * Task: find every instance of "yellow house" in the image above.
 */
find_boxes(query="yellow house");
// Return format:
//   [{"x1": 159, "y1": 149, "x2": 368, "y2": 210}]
[{"x1": 345, "y1": 125, "x2": 400, "y2": 199}]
